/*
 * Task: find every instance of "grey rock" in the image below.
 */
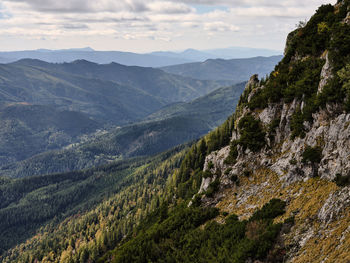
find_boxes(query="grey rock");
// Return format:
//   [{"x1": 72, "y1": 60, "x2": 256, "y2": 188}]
[
  {"x1": 318, "y1": 187, "x2": 350, "y2": 224},
  {"x1": 318, "y1": 51, "x2": 332, "y2": 94}
]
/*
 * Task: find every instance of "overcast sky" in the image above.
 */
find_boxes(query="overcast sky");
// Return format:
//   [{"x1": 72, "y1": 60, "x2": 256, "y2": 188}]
[{"x1": 0, "y1": 0, "x2": 336, "y2": 52}]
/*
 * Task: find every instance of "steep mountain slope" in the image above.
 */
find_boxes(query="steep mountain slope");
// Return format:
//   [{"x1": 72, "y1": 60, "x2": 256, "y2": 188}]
[
  {"x1": 0, "y1": 103, "x2": 100, "y2": 166},
  {"x1": 0, "y1": 49, "x2": 192, "y2": 67},
  {"x1": 167, "y1": 2, "x2": 350, "y2": 262},
  {"x1": 0, "y1": 146, "x2": 188, "y2": 258},
  {"x1": 0, "y1": 83, "x2": 245, "y2": 178},
  {"x1": 161, "y1": 55, "x2": 282, "y2": 81}
]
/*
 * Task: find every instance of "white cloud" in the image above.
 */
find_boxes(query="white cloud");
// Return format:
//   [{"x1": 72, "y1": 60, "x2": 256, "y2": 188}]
[
  {"x1": 148, "y1": 2, "x2": 194, "y2": 14},
  {"x1": 204, "y1": 21, "x2": 239, "y2": 32},
  {"x1": 3, "y1": 0, "x2": 149, "y2": 13},
  {"x1": 0, "y1": 0, "x2": 338, "y2": 52}
]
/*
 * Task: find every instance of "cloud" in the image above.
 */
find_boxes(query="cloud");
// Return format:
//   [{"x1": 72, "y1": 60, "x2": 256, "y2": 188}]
[
  {"x1": 204, "y1": 21, "x2": 239, "y2": 32},
  {"x1": 148, "y1": 2, "x2": 194, "y2": 14},
  {"x1": 62, "y1": 24, "x2": 89, "y2": 30},
  {"x1": 3, "y1": 0, "x2": 149, "y2": 13},
  {"x1": 0, "y1": 0, "x2": 337, "y2": 52}
]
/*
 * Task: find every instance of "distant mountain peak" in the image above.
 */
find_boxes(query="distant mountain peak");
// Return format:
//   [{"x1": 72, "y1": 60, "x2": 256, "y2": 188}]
[{"x1": 71, "y1": 59, "x2": 97, "y2": 65}]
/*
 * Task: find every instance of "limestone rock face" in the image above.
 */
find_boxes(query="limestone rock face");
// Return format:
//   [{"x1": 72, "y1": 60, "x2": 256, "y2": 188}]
[
  {"x1": 199, "y1": 146, "x2": 230, "y2": 194},
  {"x1": 318, "y1": 186, "x2": 350, "y2": 224},
  {"x1": 318, "y1": 51, "x2": 332, "y2": 94},
  {"x1": 194, "y1": 2, "x2": 350, "y2": 261},
  {"x1": 344, "y1": 11, "x2": 350, "y2": 24}
]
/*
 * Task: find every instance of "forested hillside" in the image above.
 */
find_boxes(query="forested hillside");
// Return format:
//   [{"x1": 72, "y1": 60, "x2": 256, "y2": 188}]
[
  {"x1": 0, "y1": 61, "x2": 164, "y2": 124},
  {"x1": 0, "y1": 83, "x2": 245, "y2": 178},
  {"x1": 0, "y1": 58, "x2": 234, "y2": 171},
  {"x1": 0, "y1": 104, "x2": 100, "y2": 166}
]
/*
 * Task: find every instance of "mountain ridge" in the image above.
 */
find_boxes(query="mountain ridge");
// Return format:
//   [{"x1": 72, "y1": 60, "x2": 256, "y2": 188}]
[{"x1": 161, "y1": 55, "x2": 283, "y2": 81}]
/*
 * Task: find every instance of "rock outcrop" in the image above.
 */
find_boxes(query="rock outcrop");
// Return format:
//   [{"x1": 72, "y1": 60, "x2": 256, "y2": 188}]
[{"x1": 195, "y1": 2, "x2": 350, "y2": 261}]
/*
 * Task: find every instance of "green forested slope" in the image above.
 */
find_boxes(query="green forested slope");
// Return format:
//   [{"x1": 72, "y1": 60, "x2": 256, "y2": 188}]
[
  {"x1": 0, "y1": 145, "x2": 188, "y2": 259},
  {"x1": 7, "y1": 59, "x2": 231, "y2": 105},
  {"x1": 0, "y1": 104, "x2": 100, "y2": 166},
  {"x1": 0, "y1": 83, "x2": 244, "y2": 178},
  {"x1": 0, "y1": 62, "x2": 165, "y2": 124}
]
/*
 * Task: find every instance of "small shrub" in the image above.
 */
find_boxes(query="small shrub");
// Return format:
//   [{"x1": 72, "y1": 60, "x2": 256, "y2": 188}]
[
  {"x1": 290, "y1": 110, "x2": 305, "y2": 139},
  {"x1": 334, "y1": 173, "x2": 350, "y2": 186},
  {"x1": 203, "y1": 170, "x2": 212, "y2": 178},
  {"x1": 230, "y1": 174, "x2": 238, "y2": 183},
  {"x1": 289, "y1": 159, "x2": 297, "y2": 165},
  {"x1": 224, "y1": 168, "x2": 232, "y2": 175},
  {"x1": 238, "y1": 115, "x2": 266, "y2": 152},
  {"x1": 268, "y1": 118, "x2": 280, "y2": 133},
  {"x1": 207, "y1": 161, "x2": 214, "y2": 169},
  {"x1": 246, "y1": 220, "x2": 267, "y2": 241},
  {"x1": 243, "y1": 170, "x2": 251, "y2": 177},
  {"x1": 205, "y1": 179, "x2": 220, "y2": 198},
  {"x1": 221, "y1": 211, "x2": 229, "y2": 217},
  {"x1": 250, "y1": 199, "x2": 286, "y2": 222},
  {"x1": 191, "y1": 194, "x2": 202, "y2": 207},
  {"x1": 224, "y1": 142, "x2": 239, "y2": 165},
  {"x1": 284, "y1": 216, "x2": 295, "y2": 225},
  {"x1": 302, "y1": 146, "x2": 323, "y2": 164}
]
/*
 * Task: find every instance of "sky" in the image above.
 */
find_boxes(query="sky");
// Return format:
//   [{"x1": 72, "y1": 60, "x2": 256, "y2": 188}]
[{"x1": 0, "y1": 0, "x2": 337, "y2": 53}]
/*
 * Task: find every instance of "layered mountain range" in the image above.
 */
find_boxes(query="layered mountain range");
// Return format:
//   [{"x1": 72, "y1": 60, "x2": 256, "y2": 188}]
[{"x1": 0, "y1": 56, "x2": 278, "y2": 175}]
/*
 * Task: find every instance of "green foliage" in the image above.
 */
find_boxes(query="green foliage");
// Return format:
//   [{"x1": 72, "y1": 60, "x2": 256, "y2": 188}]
[
  {"x1": 267, "y1": 117, "x2": 281, "y2": 143},
  {"x1": 329, "y1": 22, "x2": 350, "y2": 71},
  {"x1": 224, "y1": 168, "x2": 232, "y2": 175},
  {"x1": 206, "y1": 115, "x2": 235, "y2": 154},
  {"x1": 1, "y1": 146, "x2": 188, "y2": 262},
  {"x1": 0, "y1": 104, "x2": 100, "y2": 168},
  {"x1": 238, "y1": 115, "x2": 266, "y2": 152},
  {"x1": 205, "y1": 179, "x2": 220, "y2": 198},
  {"x1": 290, "y1": 109, "x2": 306, "y2": 139},
  {"x1": 282, "y1": 58, "x2": 324, "y2": 103},
  {"x1": 203, "y1": 170, "x2": 213, "y2": 179},
  {"x1": 249, "y1": 199, "x2": 286, "y2": 222},
  {"x1": 243, "y1": 170, "x2": 251, "y2": 177},
  {"x1": 108, "y1": 199, "x2": 286, "y2": 263},
  {"x1": 334, "y1": 173, "x2": 350, "y2": 187},
  {"x1": 1, "y1": 83, "x2": 245, "y2": 178},
  {"x1": 224, "y1": 141, "x2": 239, "y2": 165},
  {"x1": 268, "y1": 118, "x2": 280, "y2": 133},
  {"x1": 302, "y1": 146, "x2": 323, "y2": 164},
  {"x1": 338, "y1": 63, "x2": 350, "y2": 111},
  {"x1": 230, "y1": 174, "x2": 239, "y2": 183},
  {"x1": 245, "y1": 2, "x2": 350, "y2": 133},
  {"x1": 289, "y1": 159, "x2": 297, "y2": 165}
]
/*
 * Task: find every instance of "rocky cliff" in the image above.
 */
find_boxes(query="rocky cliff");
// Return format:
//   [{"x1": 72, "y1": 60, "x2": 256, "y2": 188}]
[{"x1": 197, "y1": 1, "x2": 350, "y2": 261}]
